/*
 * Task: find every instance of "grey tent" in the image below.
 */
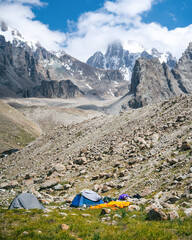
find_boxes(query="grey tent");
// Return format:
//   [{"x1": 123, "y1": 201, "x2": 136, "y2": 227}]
[{"x1": 9, "y1": 193, "x2": 45, "y2": 210}]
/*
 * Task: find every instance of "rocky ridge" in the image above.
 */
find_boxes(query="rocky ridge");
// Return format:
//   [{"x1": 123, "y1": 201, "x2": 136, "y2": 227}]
[
  {"x1": 24, "y1": 80, "x2": 84, "y2": 98},
  {"x1": 87, "y1": 41, "x2": 176, "y2": 81},
  {"x1": 0, "y1": 95, "x2": 191, "y2": 216},
  {"x1": 107, "y1": 43, "x2": 192, "y2": 113}
]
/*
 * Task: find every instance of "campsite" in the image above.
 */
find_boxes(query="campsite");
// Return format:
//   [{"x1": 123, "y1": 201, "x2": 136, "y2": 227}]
[{"x1": 1, "y1": 189, "x2": 192, "y2": 240}]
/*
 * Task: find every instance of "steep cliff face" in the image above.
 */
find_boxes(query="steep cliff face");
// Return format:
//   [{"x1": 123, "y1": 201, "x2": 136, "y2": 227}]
[
  {"x1": 0, "y1": 35, "x2": 45, "y2": 97},
  {"x1": 172, "y1": 42, "x2": 192, "y2": 94},
  {"x1": 128, "y1": 58, "x2": 182, "y2": 108},
  {"x1": 24, "y1": 80, "x2": 84, "y2": 98}
]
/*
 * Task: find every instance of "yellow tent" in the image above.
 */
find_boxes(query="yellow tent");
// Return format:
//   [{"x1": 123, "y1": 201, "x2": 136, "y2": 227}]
[{"x1": 90, "y1": 201, "x2": 131, "y2": 209}]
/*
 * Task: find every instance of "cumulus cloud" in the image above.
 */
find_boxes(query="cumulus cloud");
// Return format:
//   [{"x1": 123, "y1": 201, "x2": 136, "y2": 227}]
[
  {"x1": 104, "y1": 0, "x2": 153, "y2": 17},
  {"x1": 0, "y1": 0, "x2": 65, "y2": 51},
  {"x1": 64, "y1": 0, "x2": 192, "y2": 61}
]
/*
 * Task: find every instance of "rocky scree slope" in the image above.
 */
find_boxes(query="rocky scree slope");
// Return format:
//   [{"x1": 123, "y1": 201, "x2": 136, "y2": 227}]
[{"x1": 0, "y1": 95, "x2": 191, "y2": 210}]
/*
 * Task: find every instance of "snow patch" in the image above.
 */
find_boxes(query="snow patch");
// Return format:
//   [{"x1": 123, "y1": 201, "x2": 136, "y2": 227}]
[{"x1": 86, "y1": 84, "x2": 93, "y2": 90}]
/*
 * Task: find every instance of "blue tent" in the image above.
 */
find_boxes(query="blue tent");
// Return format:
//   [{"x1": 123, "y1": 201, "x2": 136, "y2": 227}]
[{"x1": 70, "y1": 189, "x2": 104, "y2": 207}]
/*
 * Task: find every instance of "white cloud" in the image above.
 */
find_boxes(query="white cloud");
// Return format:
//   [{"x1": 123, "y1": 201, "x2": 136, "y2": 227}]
[
  {"x1": 0, "y1": 0, "x2": 192, "y2": 62},
  {"x1": 104, "y1": 0, "x2": 153, "y2": 17},
  {"x1": 64, "y1": 0, "x2": 192, "y2": 61},
  {"x1": 0, "y1": 0, "x2": 65, "y2": 51},
  {"x1": 0, "y1": 0, "x2": 43, "y2": 6}
]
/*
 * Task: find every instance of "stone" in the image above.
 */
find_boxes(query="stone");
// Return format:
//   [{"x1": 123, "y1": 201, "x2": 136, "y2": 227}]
[
  {"x1": 189, "y1": 183, "x2": 192, "y2": 194},
  {"x1": 53, "y1": 163, "x2": 66, "y2": 173},
  {"x1": 102, "y1": 185, "x2": 111, "y2": 193},
  {"x1": 53, "y1": 184, "x2": 63, "y2": 191},
  {"x1": 140, "y1": 187, "x2": 152, "y2": 197},
  {"x1": 167, "y1": 158, "x2": 178, "y2": 165},
  {"x1": 23, "y1": 179, "x2": 34, "y2": 186},
  {"x1": 113, "y1": 214, "x2": 122, "y2": 219},
  {"x1": 39, "y1": 199, "x2": 52, "y2": 205},
  {"x1": 167, "y1": 196, "x2": 180, "y2": 204},
  {"x1": 117, "y1": 183, "x2": 124, "y2": 189},
  {"x1": 100, "y1": 208, "x2": 111, "y2": 215},
  {"x1": 63, "y1": 184, "x2": 71, "y2": 190},
  {"x1": 65, "y1": 196, "x2": 75, "y2": 203},
  {"x1": 147, "y1": 208, "x2": 167, "y2": 221},
  {"x1": 0, "y1": 181, "x2": 19, "y2": 189},
  {"x1": 74, "y1": 157, "x2": 87, "y2": 165},
  {"x1": 181, "y1": 141, "x2": 191, "y2": 151},
  {"x1": 82, "y1": 214, "x2": 91, "y2": 217},
  {"x1": 128, "y1": 205, "x2": 140, "y2": 212},
  {"x1": 184, "y1": 208, "x2": 192, "y2": 217},
  {"x1": 40, "y1": 178, "x2": 60, "y2": 189},
  {"x1": 167, "y1": 210, "x2": 179, "y2": 220},
  {"x1": 59, "y1": 212, "x2": 68, "y2": 216},
  {"x1": 61, "y1": 224, "x2": 69, "y2": 231},
  {"x1": 92, "y1": 184, "x2": 100, "y2": 192}
]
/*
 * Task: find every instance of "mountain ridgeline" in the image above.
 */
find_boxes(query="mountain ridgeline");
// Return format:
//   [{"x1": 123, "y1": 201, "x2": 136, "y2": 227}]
[
  {"x1": 86, "y1": 41, "x2": 176, "y2": 81},
  {"x1": 0, "y1": 23, "x2": 128, "y2": 98},
  {"x1": 0, "y1": 22, "x2": 192, "y2": 111}
]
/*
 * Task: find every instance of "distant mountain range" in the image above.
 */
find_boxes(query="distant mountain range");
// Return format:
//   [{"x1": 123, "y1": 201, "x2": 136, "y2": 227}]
[
  {"x1": 86, "y1": 41, "x2": 176, "y2": 81},
  {"x1": 0, "y1": 21, "x2": 192, "y2": 111},
  {"x1": 0, "y1": 22, "x2": 128, "y2": 98}
]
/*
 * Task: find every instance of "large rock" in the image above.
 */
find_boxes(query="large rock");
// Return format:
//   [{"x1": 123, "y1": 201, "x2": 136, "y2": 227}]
[
  {"x1": 147, "y1": 208, "x2": 167, "y2": 220},
  {"x1": 40, "y1": 178, "x2": 60, "y2": 190},
  {"x1": 0, "y1": 180, "x2": 19, "y2": 189}
]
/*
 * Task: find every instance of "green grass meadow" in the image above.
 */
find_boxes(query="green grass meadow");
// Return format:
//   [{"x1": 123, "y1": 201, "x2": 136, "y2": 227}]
[{"x1": 0, "y1": 207, "x2": 191, "y2": 240}]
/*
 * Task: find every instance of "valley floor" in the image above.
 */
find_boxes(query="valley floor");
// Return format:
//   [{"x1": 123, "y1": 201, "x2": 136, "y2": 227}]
[{"x1": 0, "y1": 95, "x2": 192, "y2": 240}]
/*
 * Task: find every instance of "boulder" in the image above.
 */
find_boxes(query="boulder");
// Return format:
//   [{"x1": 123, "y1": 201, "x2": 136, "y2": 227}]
[
  {"x1": 147, "y1": 208, "x2": 167, "y2": 220},
  {"x1": 74, "y1": 157, "x2": 87, "y2": 165},
  {"x1": 128, "y1": 205, "x2": 140, "y2": 212},
  {"x1": 40, "y1": 178, "x2": 60, "y2": 190},
  {"x1": 184, "y1": 208, "x2": 192, "y2": 217},
  {"x1": 181, "y1": 141, "x2": 191, "y2": 151},
  {"x1": 53, "y1": 184, "x2": 63, "y2": 191},
  {"x1": 0, "y1": 180, "x2": 19, "y2": 189},
  {"x1": 140, "y1": 187, "x2": 152, "y2": 197},
  {"x1": 167, "y1": 210, "x2": 179, "y2": 220},
  {"x1": 102, "y1": 185, "x2": 111, "y2": 193},
  {"x1": 100, "y1": 208, "x2": 111, "y2": 215}
]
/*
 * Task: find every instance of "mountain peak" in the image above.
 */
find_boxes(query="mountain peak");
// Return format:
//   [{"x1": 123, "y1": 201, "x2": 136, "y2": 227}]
[{"x1": 0, "y1": 21, "x2": 37, "y2": 51}]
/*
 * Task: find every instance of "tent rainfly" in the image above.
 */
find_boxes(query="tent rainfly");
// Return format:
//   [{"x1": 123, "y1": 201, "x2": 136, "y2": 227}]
[
  {"x1": 70, "y1": 189, "x2": 104, "y2": 207},
  {"x1": 8, "y1": 193, "x2": 45, "y2": 210}
]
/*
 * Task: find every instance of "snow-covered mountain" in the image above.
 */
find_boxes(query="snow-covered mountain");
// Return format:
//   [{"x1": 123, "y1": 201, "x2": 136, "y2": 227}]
[
  {"x1": 0, "y1": 22, "x2": 129, "y2": 98},
  {"x1": 87, "y1": 41, "x2": 177, "y2": 81},
  {"x1": 0, "y1": 21, "x2": 38, "y2": 51}
]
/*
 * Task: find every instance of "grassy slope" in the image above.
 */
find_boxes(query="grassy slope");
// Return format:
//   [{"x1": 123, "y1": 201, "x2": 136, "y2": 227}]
[
  {"x1": 0, "y1": 207, "x2": 191, "y2": 240},
  {"x1": 0, "y1": 101, "x2": 42, "y2": 152}
]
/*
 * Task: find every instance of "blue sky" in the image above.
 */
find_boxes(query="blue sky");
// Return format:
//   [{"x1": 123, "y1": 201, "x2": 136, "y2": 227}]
[
  {"x1": 33, "y1": 0, "x2": 192, "y2": 32},
  {"x1": 33, "y1": 0, "x2": 106, "y2": 32},
  {"x1": 0, "y1": 0, "x2": 192, "y2": 61}
]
